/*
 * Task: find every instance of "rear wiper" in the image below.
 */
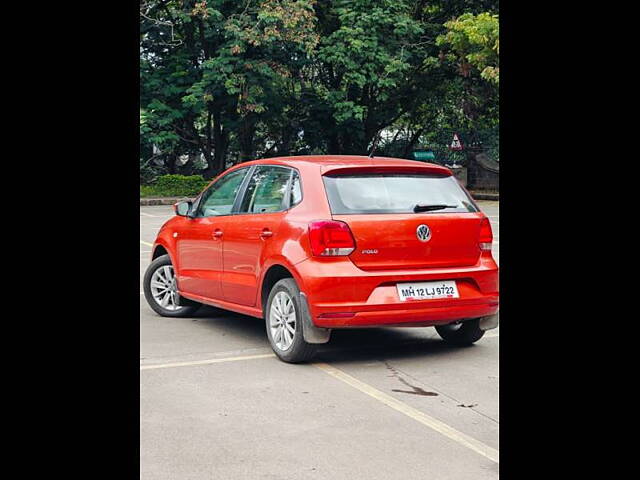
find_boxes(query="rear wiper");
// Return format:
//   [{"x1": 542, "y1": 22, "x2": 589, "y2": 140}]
[{"x1": 413, "y1": 204, "x2": 458, "y2": 212}]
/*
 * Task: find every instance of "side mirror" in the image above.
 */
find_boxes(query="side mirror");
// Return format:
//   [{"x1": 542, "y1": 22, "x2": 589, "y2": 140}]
[{"x1": 174, "y1": 201, "x2": 193, "y2": 217}]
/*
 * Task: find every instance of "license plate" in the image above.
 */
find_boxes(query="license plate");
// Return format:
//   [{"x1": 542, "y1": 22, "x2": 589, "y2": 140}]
[{"x1": 396, "y1": 280, "x2": 459, "y2": 301}]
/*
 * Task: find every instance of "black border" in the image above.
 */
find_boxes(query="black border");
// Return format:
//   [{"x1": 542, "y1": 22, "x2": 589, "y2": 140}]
[{"x1": 13, "y1": 2, "x2": 618, "y2": 476}]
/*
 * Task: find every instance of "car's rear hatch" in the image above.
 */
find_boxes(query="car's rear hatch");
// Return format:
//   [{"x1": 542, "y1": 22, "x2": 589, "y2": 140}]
[
  {"x1": 322, "y1": 165, "x2": 484, "y2": 271},
  {"x1": 334, "y1": 212, "x2": 483, "y2": 270}
]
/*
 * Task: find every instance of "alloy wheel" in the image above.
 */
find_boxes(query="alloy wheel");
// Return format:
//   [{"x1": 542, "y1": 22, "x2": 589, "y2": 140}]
[
  {"x1": 269, "y1": 291, "x2": 296, "y2": 350},
  {"x1": 150, "y1": 265, "x2": 181, "y2": 311}
]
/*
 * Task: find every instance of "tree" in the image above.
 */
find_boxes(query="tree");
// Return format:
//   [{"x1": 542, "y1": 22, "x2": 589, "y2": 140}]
[
  {"x1": 302, "y1": 0, "x2": 434, "y2": 154},
  {"x1": 437, "y1": 12, "x2": 499, "y2": 84},
  {"x1": 141, "y1": 0, "x2": 318, "y2": 178},
  {"x1": 321, "y1": 1, "x2": 499, "y2": 159},
  {"x1": 140, "y1": 0, "x2": 500, "y2": 178}
]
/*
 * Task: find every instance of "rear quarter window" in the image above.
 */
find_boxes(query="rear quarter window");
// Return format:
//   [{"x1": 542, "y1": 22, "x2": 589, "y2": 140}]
[{"x1": 322, "y1": 173, "x2": 478, "y2": 214}]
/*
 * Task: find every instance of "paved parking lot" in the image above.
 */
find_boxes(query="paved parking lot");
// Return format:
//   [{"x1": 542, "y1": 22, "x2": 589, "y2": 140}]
[{"x1": 140, "y1": 201, "x2": 499, "y2": 480}]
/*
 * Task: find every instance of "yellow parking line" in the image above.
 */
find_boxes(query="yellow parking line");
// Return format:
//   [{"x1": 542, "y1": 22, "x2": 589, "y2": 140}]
[
  {"x1": 140, "y1": 240, "x2": 153, "y2": 247},
  {"x1": 140, "y1": 353, "x2": 275, "y2": 370},
  {"x1": 313, "y1": 362, "x2": 499, "y2": 464},
  {"x1": 138, "y1": 341, "x2": 498, "y2": 462}
]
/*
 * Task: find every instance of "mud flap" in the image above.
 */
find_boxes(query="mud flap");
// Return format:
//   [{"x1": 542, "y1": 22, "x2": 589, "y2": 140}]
[
  {"x1": 175, "y1": 293, "x2": 195, "y2": 307},
  {"x1": 175, "y1": 284, "x2": 197, "y2": 307},
  {"x1": 175, "y1": 293, "x2": 188, "y2": 306},
  {"x1": 299, "y1": 292, "x2": 331, "y2": 344}
]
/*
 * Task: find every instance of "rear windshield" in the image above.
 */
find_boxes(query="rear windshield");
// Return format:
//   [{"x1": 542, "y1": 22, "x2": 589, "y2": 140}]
[{"x1": 322, "y1": 173, "x2": 478, "y2": 214}]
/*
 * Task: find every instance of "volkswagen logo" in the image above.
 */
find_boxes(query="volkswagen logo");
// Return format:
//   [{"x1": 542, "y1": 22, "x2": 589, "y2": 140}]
[{"x1": 416, "y1": 224, "x2": 431, "y2": 242}]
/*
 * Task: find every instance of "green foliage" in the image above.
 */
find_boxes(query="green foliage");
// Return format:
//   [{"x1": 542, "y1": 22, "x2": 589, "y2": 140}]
[
  {"x1": 140, "y1": 158, "x2": 160, "y2": 184},
  {"x1": 140, "y1": 0, "x2": 500, "y2": 179},
  {"x1": 140, "y1": 174, "x2": 209, "y2": 197},
  {"x1": 307, "y1": 0, "x2": 427, "y2": 151},
  {"x1": 437, "y1": 12, "x2": 499, "y2": 84}
]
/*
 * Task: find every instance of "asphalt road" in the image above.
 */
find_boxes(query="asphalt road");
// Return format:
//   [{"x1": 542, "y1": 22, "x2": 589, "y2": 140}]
[{"x1": 140, "y1": 201, "x2": 499, "y2": 480}]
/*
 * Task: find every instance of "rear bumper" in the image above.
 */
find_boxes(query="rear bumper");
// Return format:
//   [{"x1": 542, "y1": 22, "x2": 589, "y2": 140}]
[
  {"x1": 295, "y1": 254, "x2": 499, "y2": 328},
  {"x1": 313, "y1": 301, "x2": 499, "y2": 328}
]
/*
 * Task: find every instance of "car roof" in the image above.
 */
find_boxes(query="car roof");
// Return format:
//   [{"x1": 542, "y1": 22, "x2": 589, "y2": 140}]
[{"x1": 238, "y1": 155, "x2": 450, "y2": 172}]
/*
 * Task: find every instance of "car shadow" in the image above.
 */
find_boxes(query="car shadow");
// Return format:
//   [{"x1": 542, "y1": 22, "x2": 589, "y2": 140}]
[
  {"x1": 188, "y1": 306, "x2": 268, "y2": 342},
  {"x1": 315, "y1": 328, "x2": 476, "y2": 365},
  {"x1": 191, "y1": 306, "x2": 475, "y2": 364}
]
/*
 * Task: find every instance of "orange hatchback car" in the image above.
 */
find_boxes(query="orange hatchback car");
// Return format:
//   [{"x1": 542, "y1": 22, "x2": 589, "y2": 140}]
[{"x1": 144, "y1": 155, "x2": 499, "y2": 362}]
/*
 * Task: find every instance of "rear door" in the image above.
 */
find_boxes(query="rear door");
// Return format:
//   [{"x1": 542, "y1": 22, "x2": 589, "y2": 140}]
[{"x1": 322, "y1": 171, "x2": 483, "y2": 270}]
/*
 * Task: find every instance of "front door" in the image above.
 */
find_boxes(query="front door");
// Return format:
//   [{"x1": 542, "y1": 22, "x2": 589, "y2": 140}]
[
  {"x1": 176, "y1": 167, "x2": 249, "y2": 301},
  {"x1": 221, "y1": 166, "x2": 293, "y2": 306}
]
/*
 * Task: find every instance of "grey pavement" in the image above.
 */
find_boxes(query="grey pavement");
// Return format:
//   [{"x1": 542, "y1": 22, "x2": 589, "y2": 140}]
[{"x1": 140, "y1": 201, "x2": 499, "y2": 480}]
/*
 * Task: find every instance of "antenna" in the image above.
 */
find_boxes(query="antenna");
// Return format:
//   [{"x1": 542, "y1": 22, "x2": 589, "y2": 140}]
[{"x1": 368, "y1": 130, "x2": 382, "y2": 158}]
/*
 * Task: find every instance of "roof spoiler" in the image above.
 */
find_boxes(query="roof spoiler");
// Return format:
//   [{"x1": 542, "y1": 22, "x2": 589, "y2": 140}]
[{"x1": 321, "y1": 164, "x2": 452, "y2": 177}]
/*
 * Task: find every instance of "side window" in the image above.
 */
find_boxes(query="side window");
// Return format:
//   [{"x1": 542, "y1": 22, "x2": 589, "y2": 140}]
[
  {"x1": 239, "y1": 166, "x2": 292, "y2": 214},
  {"x1": 196, "y1": 168, "x2": 247, "y2": 217},
  {"x1": 290, "y1": 170, "x2": 302, "y2": 207}
]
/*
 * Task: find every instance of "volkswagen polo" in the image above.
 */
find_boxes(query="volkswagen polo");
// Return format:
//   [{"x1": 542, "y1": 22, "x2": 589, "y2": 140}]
[{"x1": 143, "y1": 155, "x2": 499, "y2": 363}]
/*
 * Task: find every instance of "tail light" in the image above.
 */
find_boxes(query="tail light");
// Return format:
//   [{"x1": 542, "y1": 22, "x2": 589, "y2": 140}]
[
  {"x1": 308, "y1": 220, "x2": 355, "y2": 256},
  {"x1": 479, "y1": 217, "x2": 493, "y2": 251}
]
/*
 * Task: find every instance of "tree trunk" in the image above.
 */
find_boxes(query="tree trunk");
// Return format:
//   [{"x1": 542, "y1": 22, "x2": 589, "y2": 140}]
[
  {"x1": 328, "y1": 132, "x2": 340, "y2": 154},
  {"x1": 201, "y1": 110, "x2": 228, "y2": 179},
  {"x1": 278, "y1": 125, "x2": 293, "y2": 156},
  {"x1": 238, "y1": 115, "x2": 256, "y2": 162},
  {"x1": 201, "y1": 151, "x2": 216, "y2": 179},
  {"x1": 213, "y1": 110, "x2": 228, "y2": 174},
  {"x1": 402, "y1": 127, "x2": 425, "y2": 159},
  {"x1": 166, "y1": 154, "x2": 177, "y2": 174}
]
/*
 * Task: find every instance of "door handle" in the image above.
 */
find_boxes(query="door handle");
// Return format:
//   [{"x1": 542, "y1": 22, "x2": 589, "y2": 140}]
[
  {"x1": 212, "y1": 229, "x2": 223, "y2": 238},
  {"x1": 260, "y1": 229, "x2": 273, "y2": 239}
]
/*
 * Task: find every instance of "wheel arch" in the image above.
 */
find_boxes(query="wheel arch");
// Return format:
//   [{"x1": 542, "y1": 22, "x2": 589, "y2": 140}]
[
  {"x1": 152, "y1": 244, "x2": 168, "y2": 260},
  {"x1": 151, "y1": 237, "x2": 177, "y2": 269},
  {"x1": 259, "y1": 261, "x2": 306, "y2": 316}
]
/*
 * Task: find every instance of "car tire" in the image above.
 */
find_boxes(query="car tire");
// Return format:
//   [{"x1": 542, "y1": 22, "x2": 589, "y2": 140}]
[
  {"x1": 435, "y1": 318, "x2": 485, "y2": 346},
  {"x1": 265, "y1": 278, "x2": 317, "y2": 363},
  {"x1": 143, "y1": 254, "x2": 201, "y2": 317}
]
